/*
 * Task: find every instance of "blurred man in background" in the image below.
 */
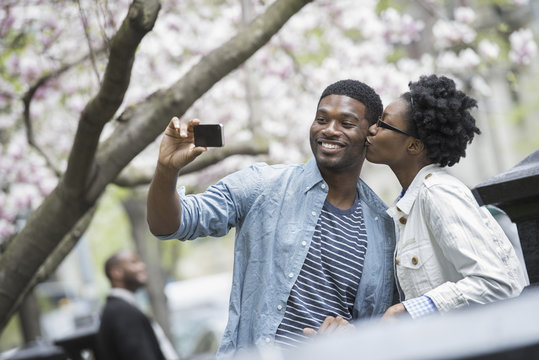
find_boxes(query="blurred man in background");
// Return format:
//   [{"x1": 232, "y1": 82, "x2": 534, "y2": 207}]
[{"x1": 96, "y1": 250, "x2": 179, "y2": 360}]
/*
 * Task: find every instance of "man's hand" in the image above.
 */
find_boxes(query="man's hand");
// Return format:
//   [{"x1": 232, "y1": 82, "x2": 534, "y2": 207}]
[
  {"x1": 158, "y1": 117, "x2": 207, "y2": 171},
  {"x1": 381, "y1": 303, "x2": 408, "y2": 320},
  {"x1": 303, "y1": 316, "x2": 355, "y2": 336}
]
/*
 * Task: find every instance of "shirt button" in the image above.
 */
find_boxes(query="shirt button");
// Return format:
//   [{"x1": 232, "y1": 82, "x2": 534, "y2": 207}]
[
  {"x1": 265, "y1": 337, "x2": 271, "y2": 343},
  {"x1": 321, "y1": 184, "x2": 326, "y2": 189},
  {"x1": 301, "y1": 241, "x2": 307, "y2": 246},
  {"x1": 288, "y1": 272, "x2": 294, "y2": 278},
  {"x1": 395, "y1": 258, "x2": 400, "y2": 265},
  {"x1": 411, "y1": 256, "x2": 418, "y2": 265},
  {"x1": 277, "y1": 305, "x2": 283, "y2": 311},
  {"x1": 425, "y1": 173, "x2": 432, "y2": 179},
  {"x1": 312, "y1": 211, "x2": 316, "y2": 216},
  {"x1": 399, "y1": 217, "x2": 407, "y2": 225}
]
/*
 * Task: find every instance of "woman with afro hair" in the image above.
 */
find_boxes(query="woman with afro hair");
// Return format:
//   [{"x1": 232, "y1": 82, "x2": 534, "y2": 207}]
[{"x1": 366, "y1": 74, "x2": 527, "y2": 319}]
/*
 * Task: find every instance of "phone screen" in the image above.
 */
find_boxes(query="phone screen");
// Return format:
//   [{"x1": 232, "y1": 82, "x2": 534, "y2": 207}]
[{"x1": 194, "y1": 124, "x2": 224, "y2": 147}]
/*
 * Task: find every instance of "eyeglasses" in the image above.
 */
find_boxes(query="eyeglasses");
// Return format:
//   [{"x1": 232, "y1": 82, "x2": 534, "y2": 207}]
[{"x1": 376, "y1": 118, "x2": 414, "y2": 137}]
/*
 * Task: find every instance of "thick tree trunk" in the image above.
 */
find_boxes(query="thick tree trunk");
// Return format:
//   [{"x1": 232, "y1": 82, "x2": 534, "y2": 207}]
[
  {"x1": 18, "y1": 292, "x2": 41, "y2": 343},
  {"x1": 122, "y1": 192, "x2": 174, "y2": 345},
  {"x1": 0, "y1": 0, "x2": 161, "y2": 331},
  {"x1": 0, "y1": 0, "x2": 313, "y2": 334}
]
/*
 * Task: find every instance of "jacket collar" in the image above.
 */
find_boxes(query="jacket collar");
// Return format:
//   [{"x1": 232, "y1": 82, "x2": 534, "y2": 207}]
[
  {"x1": 393, "y1": 164, "x2": 441, "y2": 215},
  {"x1": 302, "y1": 157, "x2": 389, "y2": 215}
]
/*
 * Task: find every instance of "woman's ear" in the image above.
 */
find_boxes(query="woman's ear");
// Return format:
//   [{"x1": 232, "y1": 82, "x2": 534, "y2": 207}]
[{"x1": 407, "y1": 138, "x2": 425, "y2": 155}]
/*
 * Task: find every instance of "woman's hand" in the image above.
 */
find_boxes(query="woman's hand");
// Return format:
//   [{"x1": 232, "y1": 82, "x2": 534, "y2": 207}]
[{"x1": 381, "y1": 303, "x2": 408, "y2": 320}]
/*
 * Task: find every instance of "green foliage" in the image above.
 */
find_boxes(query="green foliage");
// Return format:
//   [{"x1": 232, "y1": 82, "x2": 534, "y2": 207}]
[
  {"x1": 507, "y1": 96, "x2": 539, "y2": 125},
  {"x1": 87, "y1": 186, "x2": 133, "y2": 291},
  {"x1": 375, "y1": 0, "x2": 406, "y2": 14},
  {"x1": 0, "y1": 316, "x2": 21, "y2": 351},
  {"x1": 386, "y1": 47, "x2": 407, "y2": 63},
  {"x1": 478, "y1": 0, "x2": 514, "y2": 6},
  {"x1": 293, "y1": 28, "x2": 331, "y2": 66}
]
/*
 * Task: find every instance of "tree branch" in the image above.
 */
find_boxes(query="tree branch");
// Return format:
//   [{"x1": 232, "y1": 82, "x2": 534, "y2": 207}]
[
  {"x1": 0, "y1": 0, "x2": 312, "y2": 333},
  {"x1": 114, "y1": 141, "x2": 269, "y2": 187},
  {"x1": 76, "y1": 0, "x2": 102, "y2": 83},
  {"x1": 88, "y1": 0, "x2": 314, "y2": 201},
  {"x1": 0, "y1": 0, "x2": 161, "y2": 331},
  {"x1": 62, "y1": 0, "x2": 160, "y2": 197},
  {"x1": 22, "y1": 48, "x2": 106, "y2": 177}
]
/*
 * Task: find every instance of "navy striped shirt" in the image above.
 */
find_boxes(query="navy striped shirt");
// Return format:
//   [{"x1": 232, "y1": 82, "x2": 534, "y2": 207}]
[{"x1": 274, "y1": 195, "x2": 367, "y2": 348}]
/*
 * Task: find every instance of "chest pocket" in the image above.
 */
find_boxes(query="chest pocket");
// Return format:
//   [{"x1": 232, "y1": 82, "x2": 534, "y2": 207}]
[{"x1": 396, "y1": 238, "x2": 439, "y2": 298}]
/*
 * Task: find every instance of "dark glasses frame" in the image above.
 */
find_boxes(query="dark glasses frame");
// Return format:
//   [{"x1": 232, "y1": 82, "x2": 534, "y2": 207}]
[{"x1": 376, "y1": 118, "x2": 414, "y2": 137}]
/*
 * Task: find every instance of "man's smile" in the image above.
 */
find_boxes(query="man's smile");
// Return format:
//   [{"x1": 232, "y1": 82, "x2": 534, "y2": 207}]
[{"x1": 318, "y1": 140, "x2": 345, "y2": 151}]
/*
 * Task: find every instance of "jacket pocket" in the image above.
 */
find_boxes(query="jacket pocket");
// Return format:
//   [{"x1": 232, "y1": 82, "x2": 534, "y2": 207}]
[{"x1": 396, "y1": 239, "x2": 438, "y2": 298}]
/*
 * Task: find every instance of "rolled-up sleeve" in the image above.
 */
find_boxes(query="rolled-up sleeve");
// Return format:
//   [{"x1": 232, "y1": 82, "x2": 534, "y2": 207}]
[{"x1": 157, "y1": 165, "x2": 262, "y2": 241}]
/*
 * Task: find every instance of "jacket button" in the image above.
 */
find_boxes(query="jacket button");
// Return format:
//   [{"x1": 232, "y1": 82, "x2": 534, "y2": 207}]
[
  {"x1": 425, "y1": 173, "x2": 432, "y2": 179},
  {"x1": 399, "y1": 217, "x2": 407, "y2": 224},
  {"x1": 395, "y1": 258, "x2": 400, "y2": 265},
  {"x1": 411, "y1": 256, "x2": 418, "y2": 265}
]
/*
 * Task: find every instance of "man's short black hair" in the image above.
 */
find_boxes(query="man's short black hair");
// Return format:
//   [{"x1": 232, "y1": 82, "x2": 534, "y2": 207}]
[
  {"x1": 404, "y1": 74, "x2": 480, "y2": 167},
  {"x1": 319, "y1": 79, "x2": 383, "y2": 125},
  {"x1": 104, "y1": 252, "x2": 122, "y2": 281}
]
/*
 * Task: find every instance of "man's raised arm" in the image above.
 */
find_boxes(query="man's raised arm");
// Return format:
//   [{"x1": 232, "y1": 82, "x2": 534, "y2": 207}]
[{"x1": 147, "y1": 117, "x2": 206, "y2": 236}]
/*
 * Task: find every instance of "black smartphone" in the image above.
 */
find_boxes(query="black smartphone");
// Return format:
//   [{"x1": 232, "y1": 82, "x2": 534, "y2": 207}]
[{"x1": 194, "y1": 124, "x2": 224, "y2": 147}]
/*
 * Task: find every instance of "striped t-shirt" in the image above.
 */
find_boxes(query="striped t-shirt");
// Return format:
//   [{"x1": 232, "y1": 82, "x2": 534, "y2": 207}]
[{"x1": 274, "y1": 195, "x2": 368, "y2": 348}]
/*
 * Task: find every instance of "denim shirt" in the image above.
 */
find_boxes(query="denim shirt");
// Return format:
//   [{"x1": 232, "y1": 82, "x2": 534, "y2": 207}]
[{"x1": 158, "y1": 158, "x2": 395, "y2": 357}]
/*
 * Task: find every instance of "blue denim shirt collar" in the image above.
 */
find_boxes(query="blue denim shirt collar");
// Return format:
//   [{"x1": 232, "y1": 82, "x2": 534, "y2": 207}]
[{"x1": 302, "y1": 157, "x2": 325, "y2": 193}]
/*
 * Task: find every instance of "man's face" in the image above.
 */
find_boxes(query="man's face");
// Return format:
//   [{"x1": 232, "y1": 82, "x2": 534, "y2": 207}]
[
  {"x1": 118, "y1": 252, "x2": 148, "y2": 291},
  {"x1": 310, "y1": 94, "x2": 370, "y2": 174}
]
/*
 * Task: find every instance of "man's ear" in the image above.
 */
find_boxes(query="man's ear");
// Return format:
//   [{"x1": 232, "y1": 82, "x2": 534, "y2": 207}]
[
  {"x1": 109, "y1": 267, "x2": 123, "y2": 281},
  {"x1": 407, "y1": 138, "x2": 424, "y2": 155}
]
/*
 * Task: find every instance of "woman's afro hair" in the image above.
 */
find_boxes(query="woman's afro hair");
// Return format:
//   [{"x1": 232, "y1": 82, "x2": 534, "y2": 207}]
[
  {"x1": 320, "y1": 79, "x2": 383, "y2": 125},
  {"x1": 405, "y1": 74, "x2": 480, "y2": 167}
]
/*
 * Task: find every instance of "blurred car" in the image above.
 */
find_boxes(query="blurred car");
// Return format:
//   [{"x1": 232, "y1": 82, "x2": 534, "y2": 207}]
[{"x1": 165, "y1": 272, "x2": 232, "y2": 358}]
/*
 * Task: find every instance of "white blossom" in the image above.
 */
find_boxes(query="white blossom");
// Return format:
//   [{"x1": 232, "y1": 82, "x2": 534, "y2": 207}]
[
  {"x1": 381, "y1": 8, "x2": 424, "y2": 45},
  {"x1": 432, "y1": 20, "x2": 476, "y2": 49},
  {"x1": 509, "y1": 29, "x2": 538, "y2": 66},
  {"x1": 454, "y1": 7, "x2": 476, "y2": 25},
  {"x1": 478, "y1": 40, "x2": 500, "y2": 61}
]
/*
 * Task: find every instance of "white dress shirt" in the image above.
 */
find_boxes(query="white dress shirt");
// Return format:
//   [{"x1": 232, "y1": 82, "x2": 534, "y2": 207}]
[{"x1": 387, "y1": 164, "x2": 528, "y2": 312}]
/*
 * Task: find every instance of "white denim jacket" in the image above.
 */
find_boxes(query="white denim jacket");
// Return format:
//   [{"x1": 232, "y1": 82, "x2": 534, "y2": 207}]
[{"x1": 387, "y1": 164, "x2": 528, "y2": 312}]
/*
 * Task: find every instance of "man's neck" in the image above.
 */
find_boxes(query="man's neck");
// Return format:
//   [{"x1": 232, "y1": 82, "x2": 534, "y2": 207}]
[
  {"x1": 322, "y1": 170, "x2": 360, "y2": 210},
  {"x1": 109, "y1": 287, "x2": 138, "y2": 307}
]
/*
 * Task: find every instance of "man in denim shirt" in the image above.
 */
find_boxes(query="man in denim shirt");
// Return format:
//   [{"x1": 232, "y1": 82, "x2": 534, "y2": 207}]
[{"x1": 147, "y1": 80, "x2": 396, "y2": 357}]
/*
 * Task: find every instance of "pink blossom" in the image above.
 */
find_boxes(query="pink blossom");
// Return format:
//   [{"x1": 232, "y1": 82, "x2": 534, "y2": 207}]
[
  {"x1": 509, "y1": 29, "x2": 538, "y2": 66},
  {"x1": 0, "y1": 219, "x2": 16, "y2": 241}
]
